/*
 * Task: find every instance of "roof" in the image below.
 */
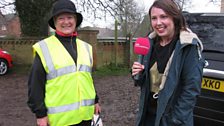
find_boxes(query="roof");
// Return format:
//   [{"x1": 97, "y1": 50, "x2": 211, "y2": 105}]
[{"x1": 80, "y1": 26, "x2": 123, "y2": 37}]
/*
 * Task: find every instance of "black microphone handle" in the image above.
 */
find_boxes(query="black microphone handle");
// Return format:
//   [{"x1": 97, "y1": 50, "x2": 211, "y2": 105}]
[{"x1": 134, "y1": 55, "x2": 144, "y2": 81}]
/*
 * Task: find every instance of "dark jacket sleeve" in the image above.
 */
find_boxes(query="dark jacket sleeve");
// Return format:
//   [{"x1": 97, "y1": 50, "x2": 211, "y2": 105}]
[
  {"x1": 133, "y1": 70, "x2": 146, "y2": 87},
  {"x1": 27, "y1": 53, "x2": 47, "y2": 118},
  {"x1": 95, "y1": 94, "x2": 99, "y2": 103},
  {"x1": 171, "y1": 45, "x2": 204, "y2": 124}
]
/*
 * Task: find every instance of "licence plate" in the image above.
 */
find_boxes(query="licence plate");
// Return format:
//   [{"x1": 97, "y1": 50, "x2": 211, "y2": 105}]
[{"x1": 202, "y1": 77, "x2": 224, "y2": 93}]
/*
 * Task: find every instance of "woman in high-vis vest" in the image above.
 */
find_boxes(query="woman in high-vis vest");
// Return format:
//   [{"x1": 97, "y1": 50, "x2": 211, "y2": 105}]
[{"x1": 27, "y1": 0, "x2": 101, "y2": 126}]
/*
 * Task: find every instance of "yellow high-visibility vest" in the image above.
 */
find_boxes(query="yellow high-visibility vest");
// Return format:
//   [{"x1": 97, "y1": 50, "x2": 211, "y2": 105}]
[{"x1": 33, "y1": 35, "x2": 96, "y2": 126}]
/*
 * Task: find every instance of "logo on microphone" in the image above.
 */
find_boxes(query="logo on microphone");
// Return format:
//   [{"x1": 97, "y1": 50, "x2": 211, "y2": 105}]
[{"x1": 135, "y1": 43, "x2": 150, "y2": 50}]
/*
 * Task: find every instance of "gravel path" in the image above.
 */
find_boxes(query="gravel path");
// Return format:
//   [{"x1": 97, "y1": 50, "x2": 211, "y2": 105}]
[{"x1": 0, "y1": 72, "x2": 140, "y2": 126}]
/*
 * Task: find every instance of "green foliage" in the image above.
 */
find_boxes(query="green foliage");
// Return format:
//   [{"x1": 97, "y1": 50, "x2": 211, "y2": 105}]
[
  {"x1": 93, "y1": 63, "x2": 130, "y2": 77},
  {"x1": 15, "y1": 0, "x2": 55, "y2": 37}
]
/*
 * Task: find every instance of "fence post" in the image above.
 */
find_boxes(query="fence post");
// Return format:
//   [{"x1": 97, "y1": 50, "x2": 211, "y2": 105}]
[
  {"x1": 114, "y1": 19, "x2": 118, "y2": 66},
  {"x1": 77, "y1": 29, "x2": 99, "y2": 70}
]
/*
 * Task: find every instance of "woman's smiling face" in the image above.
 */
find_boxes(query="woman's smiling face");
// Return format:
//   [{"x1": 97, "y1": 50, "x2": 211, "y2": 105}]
[
  {"x1": 150, "y1": 7, "x2": 175, "y2": 40},
  {"x1": 54, "y1": 12, "x2": 77, "y2": 35}
]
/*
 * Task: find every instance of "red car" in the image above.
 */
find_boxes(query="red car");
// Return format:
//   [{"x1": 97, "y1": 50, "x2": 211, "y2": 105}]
[{"x1": 0, "y1": 48, "x2": 13, "y2": 75}]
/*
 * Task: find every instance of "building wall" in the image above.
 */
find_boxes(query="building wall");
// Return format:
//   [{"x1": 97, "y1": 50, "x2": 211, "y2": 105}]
[
  {"x1": 0, "y1": 39, "x2": 36, "y2": 65},
  {"x1": 0, "y1": 26, "x2": 7, "y2": 37},
  {"x1": 7, "y1": 17, "x2": 21, "y2": 38},
  {"x1": 97, "y1": 39, "x2": 128, "y2": 68},
  {"x1": 0, "y1": 14, "x2": 21, "y2": 38},
  {"x1": 0, "y1": 30, "x2": 134, "y2": 69},
  {"x1": 0, "y1": 14, "x2": 7, "y2": 37}
]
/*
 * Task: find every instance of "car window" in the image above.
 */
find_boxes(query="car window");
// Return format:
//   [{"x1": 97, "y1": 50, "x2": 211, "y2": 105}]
[
  {"x1": 201, "y1": 29, "x2": 224, "y2": 51},
  {"x1": 184, "y1": 13, "x2": 224, "y2": 52}
]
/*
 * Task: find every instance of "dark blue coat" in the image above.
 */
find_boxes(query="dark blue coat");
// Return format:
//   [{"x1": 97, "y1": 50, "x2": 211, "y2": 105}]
[{"x1": 135, "y1": 31, "x2": 205, "y2": 126}]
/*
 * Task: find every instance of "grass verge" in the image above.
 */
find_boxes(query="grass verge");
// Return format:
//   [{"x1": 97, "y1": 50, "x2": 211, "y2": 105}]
[{"x1": 93, "y1": 64, "x2": 130, "y2": 77}]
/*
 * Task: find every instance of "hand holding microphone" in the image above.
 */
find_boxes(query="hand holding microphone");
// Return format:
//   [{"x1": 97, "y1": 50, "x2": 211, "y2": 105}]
[{"x1": 132, "y1": 37, "x2": 150, "y2": 80}]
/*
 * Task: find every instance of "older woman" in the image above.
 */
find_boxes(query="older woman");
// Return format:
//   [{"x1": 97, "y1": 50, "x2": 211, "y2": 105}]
[
  {"x1": 132, "y1": 0, "x2": 204, "y2": 126},
  {"x1": 27, "y1": 0, "x2": 100, "y2": 126}
]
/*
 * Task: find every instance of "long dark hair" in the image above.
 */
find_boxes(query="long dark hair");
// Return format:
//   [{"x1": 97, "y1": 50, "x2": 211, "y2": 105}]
[{"x1": 148, "y1": 0, "x2": 187, "y2": 38}]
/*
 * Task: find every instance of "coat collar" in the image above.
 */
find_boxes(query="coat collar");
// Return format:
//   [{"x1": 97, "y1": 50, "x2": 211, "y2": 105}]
[
  {"x1": 148, "y1": 29, "x2": 203, "y2": 52},
  {"x1": 179, "y1": 28, "x2": 203, "y2": 52}
]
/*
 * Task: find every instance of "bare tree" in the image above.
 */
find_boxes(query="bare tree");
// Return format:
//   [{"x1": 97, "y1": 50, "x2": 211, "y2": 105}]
[
  {"x1": 209, "y1": 0, "x2": 221, "y2": 4},
  {"x1": 74, "y1": 0, "x2": 145, "y2": 37},
  {"x1": 0, "y1": 0, "x2": 15, "y2": 14},
  {"x1": 1, "y1": 0, "x2": 145, "y2": 37},
  {"x1": 174, "y1": 0, "x2": 193, "y2": 11},
  {"x1": 114, "y1": 0, "x2": 146, "y2": 36}
]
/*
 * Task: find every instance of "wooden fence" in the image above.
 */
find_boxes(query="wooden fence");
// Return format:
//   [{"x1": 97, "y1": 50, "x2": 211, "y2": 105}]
[{"x1": 0, "y1": 30, "x2": 136, "y2": 69}]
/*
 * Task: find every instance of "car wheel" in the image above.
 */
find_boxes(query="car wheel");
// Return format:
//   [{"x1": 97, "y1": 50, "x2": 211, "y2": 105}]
[{"x1": 0, "y1": 59, "x2": 8, "y2": 75}]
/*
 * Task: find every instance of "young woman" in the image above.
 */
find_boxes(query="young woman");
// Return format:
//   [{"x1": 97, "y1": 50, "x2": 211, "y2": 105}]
[{"x1": 132, "y1": 0, "x2": 204, "y2": 126}]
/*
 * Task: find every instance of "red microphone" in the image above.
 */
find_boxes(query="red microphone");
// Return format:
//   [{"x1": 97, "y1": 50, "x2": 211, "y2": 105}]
[{"x1": 133, "y1": 37, "x2": 150, "y2": 80}]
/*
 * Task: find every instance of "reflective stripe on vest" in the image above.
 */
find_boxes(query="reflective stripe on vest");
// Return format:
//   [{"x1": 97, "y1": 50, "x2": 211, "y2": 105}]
[
  {"x1": 83, "y1": 42, "x2": 93, "y2": 65},
  {"x1": 48, "y1": 99, "x2": 95, "y2": 114},
  {"x1": 39, "y1": 40, "x2": 92, "y2": 80}
]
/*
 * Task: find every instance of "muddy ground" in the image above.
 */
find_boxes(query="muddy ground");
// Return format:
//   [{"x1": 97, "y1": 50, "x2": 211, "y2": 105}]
[{"x1": 0, "y1": 69, "x2": 140, "y2": 126}]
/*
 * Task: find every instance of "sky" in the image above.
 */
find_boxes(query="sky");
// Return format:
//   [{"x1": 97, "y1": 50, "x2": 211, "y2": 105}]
[
  {"x1": 1, "y1": 0, "x2": 221, "y2": 28},
  {"x1": 82, "y1": 0, "x2": 222, "y2": 28},
  {"x1": 141, "y1": 0, "x2": 221, "y2": 13}
]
